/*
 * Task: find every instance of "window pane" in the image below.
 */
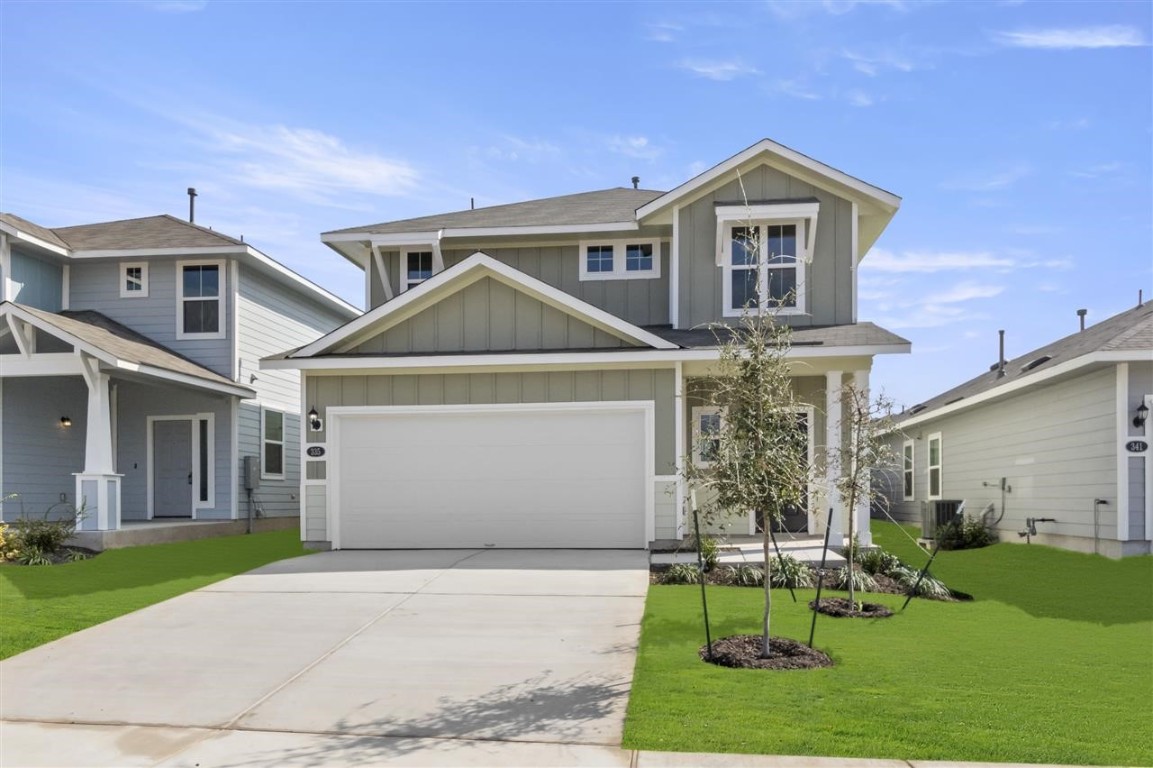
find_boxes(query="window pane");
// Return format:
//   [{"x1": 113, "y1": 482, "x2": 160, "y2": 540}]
[
  {"x1": 904, "y1": 445, "x2": 913, "y2": 470},
  {"x1": 766, "y1": 225, "x2": 797, "y2": 264},
  {"x1": 731, "y1": 226, "x2": 758, "y2": 266},
  {"x1": 264, "y1": 411, "x2": 283, "y2": 442},
  {"x1": 929, "y1": 439, "x2": 940, "y2": 466},
  {"x1": 766, "y1": 268, "x2": 797, "y2": 306},
  {"x1": 731, "y1": 268, "x2": 758, "y2": 309},
  {"x1": 586, "y1": 245, "x2": 614, "y2": 273},
  {"x1": 125, "y1": 267, "x2": 142, "y2": 291},
  {"x1": 183, "y1": 265, "x2": 219, "y2": 298},
  {"x1": 183, "y1": 299, "x2": 220, "y2": 334},
  {"x1": 407, "y1": 252, "x2": 433, "y2": 282},
  {"x1": 904, "y1": 472, "x2": 914, "y2": 497},
  {"x1": 183, "y1": 266, "x2": 201, "y2": 297},
  {"x1": 929, "y1": 468, "x2": 941, "y2": 497},
  {"x1": 198, "y1": 420, "x2": 209, "y2": 502},
  {"x1": 625, "y1": 243, "x2": 653, "y2": 272},
  {"x1": 264, "y1": 443, "x2": 284, "y2": 475}
]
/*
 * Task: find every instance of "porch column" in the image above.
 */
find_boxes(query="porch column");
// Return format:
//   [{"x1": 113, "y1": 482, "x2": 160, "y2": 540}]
[
  {"x1": 74, "y1": 353, "x2": 121, "y2": 531},
  {"x1": 852, "y1": 369, "x2": 873, "y2": 548},
  {"x1": 825, "y1": 370, "x2": 844, "y2": 545},
  {"x1": 674, "y1": 361, "x2": 686, "y2": 538}
]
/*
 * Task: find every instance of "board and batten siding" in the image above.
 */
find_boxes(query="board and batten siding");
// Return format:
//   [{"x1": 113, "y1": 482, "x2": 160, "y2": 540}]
[
  {"x1": 68, "y1": 259, "x2": 234, "y2": 377},
  {"x1": 369, "y1": 242, "x2": 671, "y2": 328},
  {"x1": 0, "y1": 376, "x2": 87, "y2": 520},
  {"x1": 676, "y1": 164, "x2": 855, "y2": 329},
  {"x1": 349, "y1": 277, "x2": 634, "y2": 355},
  {"x1": 881, "y1": 366, "x2": 1118, "y2": 542},
  {"x1": 301, "y1": 368, "x2": 676, "y2": 544},
  {"x1": 8, "y1": 247, "x2": 63, "y2": 312}
]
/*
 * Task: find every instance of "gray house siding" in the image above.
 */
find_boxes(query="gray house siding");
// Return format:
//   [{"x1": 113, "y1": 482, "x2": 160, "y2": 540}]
[
  {"x1": 68, "y1": 259, "x2": 234, "y2": 377},
  {"x1": 236, "y1": 402, "x2": 301, "y2": 519},
  {"x1": 9, "y1": 247, "x2": 63, "y2": 312},
  {"x1": 677, "y1": 164, "x2": 855, "y2": 329},
  {"x1": 114, "y1": 379, "x2": 233, "y2": 520},
  {"x1": 0, "y1": 376, "x2": 87, "y2": 520},
  {"x1": 370, "y1": 243, "x2": 671, "y2": 328},
  {"x1": 880, "y1": 366, "x2": 1118, "y2": 545},
  {"x1": 348, "y1": 277, "x2": 635, "y2": 355}
]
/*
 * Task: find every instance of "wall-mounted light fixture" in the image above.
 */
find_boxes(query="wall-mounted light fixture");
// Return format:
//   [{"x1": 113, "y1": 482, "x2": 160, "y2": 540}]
[
  {"x1": 1135, "y1": 402, "x2": 1149, "y2": 429},
  {"x1": 308, "y1": 407, "x2": 323, "y2": 432},
  {"x1": 60, "y1": 416, "x2": 72, "y2": 428}
]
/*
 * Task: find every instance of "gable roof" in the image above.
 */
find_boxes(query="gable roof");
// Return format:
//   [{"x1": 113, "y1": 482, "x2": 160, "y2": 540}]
[
  {"x1": 0, "y1": 213, "x2": 70, "y2": 251},
  {"x1": 51, "y1": 214, "x2": 245, "y2": 251},
  {"x1": 287, "y1": 252, "x2": 678, "y2": 358},
  {"x1": 896, "y1": 301, "x2": 1153, "y2": 428},
  {"x1": 323, "y1": 188, "x2": 663, "y2": 238},
  {"x1": 1, "y1": 302, "x2": 254, "y2": 397}
]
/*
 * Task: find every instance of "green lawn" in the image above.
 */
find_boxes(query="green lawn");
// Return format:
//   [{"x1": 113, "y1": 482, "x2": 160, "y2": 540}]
[
  {"x1": 1, "y1": 529, "x2": 307, "y2": 660},
  {"x1": 623, "y1": 522, "x2": 1153, "y2": 766}
]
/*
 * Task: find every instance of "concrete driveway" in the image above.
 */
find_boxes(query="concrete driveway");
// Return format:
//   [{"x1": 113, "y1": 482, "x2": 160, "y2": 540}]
[{"x1": 0, "y1": 549, "x2": 649, "y2": 767}]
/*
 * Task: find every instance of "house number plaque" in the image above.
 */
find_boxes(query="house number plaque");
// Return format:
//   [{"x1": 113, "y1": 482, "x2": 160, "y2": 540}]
[
  {"x1": 1126, "y1": 441, "x2": 1148, "y2": 453},
  {"x1": 306, "y1": 446, "x2": 326, "y2": 458}
]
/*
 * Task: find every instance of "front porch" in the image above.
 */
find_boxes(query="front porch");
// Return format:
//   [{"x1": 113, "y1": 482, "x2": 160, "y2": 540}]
[{"x1": 68, "y1": 515, "x2": 298, "y2": 551}]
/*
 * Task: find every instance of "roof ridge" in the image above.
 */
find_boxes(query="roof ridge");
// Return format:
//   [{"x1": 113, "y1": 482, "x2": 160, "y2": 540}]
[{"x1": 52, "y1": 213, "x2": 246, "y2": 247}]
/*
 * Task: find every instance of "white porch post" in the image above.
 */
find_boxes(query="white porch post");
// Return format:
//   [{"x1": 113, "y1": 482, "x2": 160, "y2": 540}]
[
  {"x1": 853, "y1": 369, "x2": 873, "y2": 548},
  {"x1": 74, "y1": 353, "x2": 121, "y2": 531},
  {"x1": 674, "y1": 361, "x2": 686, "y2": 538},
  {"x1": 825, "y1": 370, "x2": 844, "y2": 545}
]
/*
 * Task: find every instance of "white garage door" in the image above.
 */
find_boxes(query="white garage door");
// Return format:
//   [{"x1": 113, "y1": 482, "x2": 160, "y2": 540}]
[{"x1": 332, "y1": 403, "x2": 650, "y2": 549}]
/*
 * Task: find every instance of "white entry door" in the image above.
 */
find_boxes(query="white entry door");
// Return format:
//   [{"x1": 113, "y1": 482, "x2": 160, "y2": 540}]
[{"x1": 331, "y1": 403, "x2": 651, "y2": 549}]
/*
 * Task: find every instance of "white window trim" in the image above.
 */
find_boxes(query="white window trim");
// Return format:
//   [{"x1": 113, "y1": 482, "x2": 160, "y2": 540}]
[
  {"x1": 927, "y1": 432, "x2": 942, "y2": 501},
  {"x1": 402, "y1": 248, "x2": 436, "y2": 292},
  {"x1": 120, "y1": 262, "x2": 149, "y2": 298},
  {"x1": 691, "y1": 406, "x2": 722, "y2": 466},
  {"x1": 578, "y1": 239, "x2": 662, "y2": 281},
  {"x1": 176, "y1": 259, "x2": 226, "y2": 340},
  {"x1": 720, "y1": 219, "x2": 808, "y2": 317},
  {"x1": 902, "y1": 438, "x2": 915, "y2": 501},
  {"x1": 261, "y1": 407, "x2": 286, "y2": 480}
]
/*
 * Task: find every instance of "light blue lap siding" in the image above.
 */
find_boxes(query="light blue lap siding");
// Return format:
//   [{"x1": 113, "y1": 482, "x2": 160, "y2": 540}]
[
  {"x1": 0, "y1": 377, "x2": 86, "y2": 519},
  {"x1": 9, "y1": 247, "x2": 63, "y2": 312},
  {"x1": 237, "y1": 402, "x2": 301, "y2": 518}
]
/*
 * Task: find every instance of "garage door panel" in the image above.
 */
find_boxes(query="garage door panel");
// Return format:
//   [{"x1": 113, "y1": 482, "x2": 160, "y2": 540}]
[{"x1": 335, "y1": 407, "x2": 648, "y2": 549}]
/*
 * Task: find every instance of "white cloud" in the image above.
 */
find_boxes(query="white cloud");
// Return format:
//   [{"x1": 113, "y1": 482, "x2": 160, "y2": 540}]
[
  {"x1": 994, "y1": 25, "x2": 1146, "y2": 50},
  {"x1": 1070, "y1": 162, "x2": 1124, "y2": 179},
  {"x1": 607, "y1": 135, "x2": 663, "y2": 161},
  {"x1": 842, "y1": 49, "x2": 916, "y2": 76},
  {"x1": 1044, "y1": 117, "x2": 1090, "y2": 131},
  {"x1": 481, "y1": 135, "x2": 561, "y2": 163},
  {"x1": 942, "y1": 164, "x2": 1031, "y2": 192},
  {"x1": 923, "y1": 281, "x2": 1006, "y2": 304},
  {"x1": 769, "y1": 0, "x2": 908, "y2": 17},
  {"x1": 646, "y1": 22, "x2": 682, "y2": 43},
  {"x1": 846, "y1": 89, "x2": 874, "y2": 107},
  {"x1": 678, "y1": 59, "x2": 759, "y2": 81},
  {"x1": 865, "y1": 249, "x2": 1017, "y2": 273},
  {"x1": 773, "y1": 78, "x2": 822, "y2": 101}
]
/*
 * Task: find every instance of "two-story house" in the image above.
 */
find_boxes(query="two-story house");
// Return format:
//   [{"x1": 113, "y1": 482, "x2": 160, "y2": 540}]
[
  {"x1": 263, "y1": 139, "x2": 911, "y2": 551},
  {"x1": 0, "y1": 213, "x2": 359, "y2": 540}
]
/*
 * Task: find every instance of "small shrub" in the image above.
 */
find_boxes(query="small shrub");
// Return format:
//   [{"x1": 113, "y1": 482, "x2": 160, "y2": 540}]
[
  {"x1": 0, "y1": 522, "x2": 21, "y2": 562},
  {"x1": 936, "y1": 516, "x2": 997, "y2": 551},
  {"x1": 685, "y1": 534, "x2": 720, "y2": 571},
  {"x1": 831, "y1": 566, "x2": 877, "y2": 593},
  {"x1": 859, "y1": 548, "x2": 903, "y2": 576},
  {"x1": 890, "y1": 566, "x2": 951, "y2": 599},
  {"x1": 10, "y1": 514, "x2": 77, "y2": 554},
  {"x1": 770, "y1": 554, "x2": 815, "y2": 588},
  {"x1": 726, "y1": 563, "x2": 765, "y2": 587},
  {"x1": 662, "y1": 563, "x2": 703, "y2": 584},
  {"x1": 841, "y1": 533, "x2": 862, "y2": 563},
  {"x1": 17, "y1": 547, "x2": 53, "y2": 566}
]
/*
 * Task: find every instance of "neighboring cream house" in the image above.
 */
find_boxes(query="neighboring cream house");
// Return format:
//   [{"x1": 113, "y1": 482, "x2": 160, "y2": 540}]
[
  {"x1": 264, "y1": 139, "x2": 911, "y2": 550},
  {"x1": 877, "y1": 302, "x2": 1153, "y2": 558},
  {"x1": 0, "y1": 213, "x2": 359, "y2": 534}
]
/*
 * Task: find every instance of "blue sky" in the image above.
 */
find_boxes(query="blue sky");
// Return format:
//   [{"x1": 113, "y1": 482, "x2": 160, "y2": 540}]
[{"x1": 2, "y1": 0, "x2": 1150, "y2": 407}]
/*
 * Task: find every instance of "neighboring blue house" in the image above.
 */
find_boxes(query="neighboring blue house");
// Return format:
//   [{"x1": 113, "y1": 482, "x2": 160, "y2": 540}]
[{"x1": 0, "y1": 212, "x2": 359, "y2": 535}]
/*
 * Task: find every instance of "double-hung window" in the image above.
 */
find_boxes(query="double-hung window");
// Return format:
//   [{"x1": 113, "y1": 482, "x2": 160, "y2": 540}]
[
  {"x1": 120, "y1": 262, "x2": 149, "y2": 298},
  {"x1": 578, "y1": 239, "x2": 661, "y2": 280},
  {"x1": 716, "y1": 201, "x2": 817, "y2": 317},
  {"x1": 692, "y1": 406, "x2": 723, "y2": 466},
  {"x1": 404, "y1": 250, "x2": 434, "y2": 292},
  {"x1": 927, "y1": 433, "x2": 942, "y2": 500},
  {"x1": 262, "y1": 408, "x2": 285, "y2": 479},
  {"x1": 178, "y1": 261, "x2": 224, "y2": 339},
  {"x1": 902, "y1": 439, "x2": 915, "y2": 501}
]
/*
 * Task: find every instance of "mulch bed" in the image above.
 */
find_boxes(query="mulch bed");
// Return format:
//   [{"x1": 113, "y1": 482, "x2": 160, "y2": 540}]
[
  {"x1": 809, "y1": 596, "x2": 893, "y2": 618},
  {"x1": 700, "y1": 635, "x2": 834, "y2": 670},
  {"x1": 1, "y1": 546, "x2": 98, "y2": 566}
]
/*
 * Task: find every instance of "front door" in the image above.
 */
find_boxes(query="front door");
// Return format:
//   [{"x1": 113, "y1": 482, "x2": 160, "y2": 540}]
[{"x1": 154, "y1": 420, "x2": 192, "y2": 518}]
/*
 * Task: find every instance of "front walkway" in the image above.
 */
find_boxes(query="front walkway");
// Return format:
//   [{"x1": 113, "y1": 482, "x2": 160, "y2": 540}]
[{"x1": 652, "y1": 535, "x2": 848, "y2": 567}]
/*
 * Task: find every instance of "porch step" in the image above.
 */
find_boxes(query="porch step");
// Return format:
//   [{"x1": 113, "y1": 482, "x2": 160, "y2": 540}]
[{"x1": 68, "y1": 516, "x2": 298, "y2": 551}]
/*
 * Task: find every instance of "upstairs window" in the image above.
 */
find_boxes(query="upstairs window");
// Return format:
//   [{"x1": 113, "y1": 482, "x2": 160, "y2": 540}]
[
  {"x1": 578, "y1": 239, "x2": 661, "y2": 281},
  {"x1": 404, "y1": 250, "x2": 433, "y2": 291},
  {"x1": 120, "y1": 262, "x2": 149, "y2": 298},
  {"x1": 178, "y1": 261, "x2": 224, "y2": 339},
  {"x1": 722, "y1": 221, "x2": 804, "y2": 315},
  {"x1": 927, "y1": 433, "x2": 943, "y2": 500},
  {"x1": 902, "y1": 439, "x2": 915, "y2": 501}
]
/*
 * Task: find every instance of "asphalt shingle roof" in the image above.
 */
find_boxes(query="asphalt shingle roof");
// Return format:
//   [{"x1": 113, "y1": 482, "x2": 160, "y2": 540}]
[
  {"x1": 897, "y1": 301, "x2": 1153, "y2": 422},
  {"x1": 50, "y1": 214, "x2": 245, "y2": 251},
  {"x1": 648, "y1": 322, "x2": 910, "y2": 350},
  {"x1": 0, "y1": 213, "x2": 70, "y2": 249},
  {"x1": 11, "y1": 303, "x2": 244, "y2": 391},
  {"x1": 324, "y1": 188, "x2": 665, "y2": 236}
]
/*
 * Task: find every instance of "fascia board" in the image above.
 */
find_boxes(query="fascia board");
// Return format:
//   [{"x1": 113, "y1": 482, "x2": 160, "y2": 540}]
[
  {"x1": 241, "y1": 246, "x2": 360, "y2": 318},
  {"x1": 893, "y1": 351, "x2": 1138, "y2": 431},
  {"x1": 0, "y1": 222, "x2": 70, "y2": 257},
  {"x1": 1, "y1": 304, "x2": 119, "y2": 368},
  {"x1": 68, "y1": 245, "x2": 244, "y2": 259},
  {"x1": 637, "y1": 139, "x2": 901, "y2": 221},
  {"x1": 441, "y1": 222, "x2": 639, "y2": 238}
]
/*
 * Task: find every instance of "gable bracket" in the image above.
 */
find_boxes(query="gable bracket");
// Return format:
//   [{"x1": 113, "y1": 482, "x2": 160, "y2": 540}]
[{"x1": 6, "y1": 315, "x2": 34, "y2": 357}]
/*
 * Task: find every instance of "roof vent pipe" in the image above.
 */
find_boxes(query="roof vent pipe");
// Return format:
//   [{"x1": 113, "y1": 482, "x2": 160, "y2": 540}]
[
  {"x1": 631, "y1": 176, "x2": 640, "y2": 189},
  {"x1": 997, "y1": 330, "x2": 1006, "y2": 378},
  {"x1": 187, "y1": 187, "x2": 197, "y2": 224},
  {"x1": 470, "y1": 197, "x2": 475, "y2": 210},
  {"x1": 1139, "y1": 289, "x2": 1144, "y2": 308},
  {"x1": 1077, "y1": 308, "x2": 1087, "y2": 332}
]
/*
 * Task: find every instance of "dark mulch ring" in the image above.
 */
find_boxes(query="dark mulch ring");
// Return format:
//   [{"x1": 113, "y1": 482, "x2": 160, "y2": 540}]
[
  {"x1": 809, "y1": 596, "x2": 894, "y2": 618},
  {"x1": 700, "y1": 634, "x2": 834, "y2": 670}
]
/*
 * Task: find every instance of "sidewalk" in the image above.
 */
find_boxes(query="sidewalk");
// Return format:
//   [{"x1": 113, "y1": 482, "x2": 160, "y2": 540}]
[{"x1": 652, "y1": 536, "x2": 848, "y2": 567}]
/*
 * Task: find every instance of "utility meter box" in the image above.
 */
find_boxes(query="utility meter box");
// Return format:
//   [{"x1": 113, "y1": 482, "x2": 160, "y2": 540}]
[{"x1": 243, "y1": 456, "x2": 261, "y2": 491}]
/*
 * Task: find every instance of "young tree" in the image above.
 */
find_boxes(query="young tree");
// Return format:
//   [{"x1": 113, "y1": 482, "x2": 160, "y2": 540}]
[
  {"x1": 834, "y1": 382, "x2": 898, "y2": 608},
  {"x1": 684, "y1": 313, "x2": 812, "y2": 658}
]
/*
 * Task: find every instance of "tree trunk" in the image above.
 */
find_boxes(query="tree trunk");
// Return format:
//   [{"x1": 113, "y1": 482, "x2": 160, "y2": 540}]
[
  {"x1": 847, "y1": 497, "x2": 855, "y2": 608},
  {"x1": 761, "y1": 517, "x2": 772, "y2": 658}
]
